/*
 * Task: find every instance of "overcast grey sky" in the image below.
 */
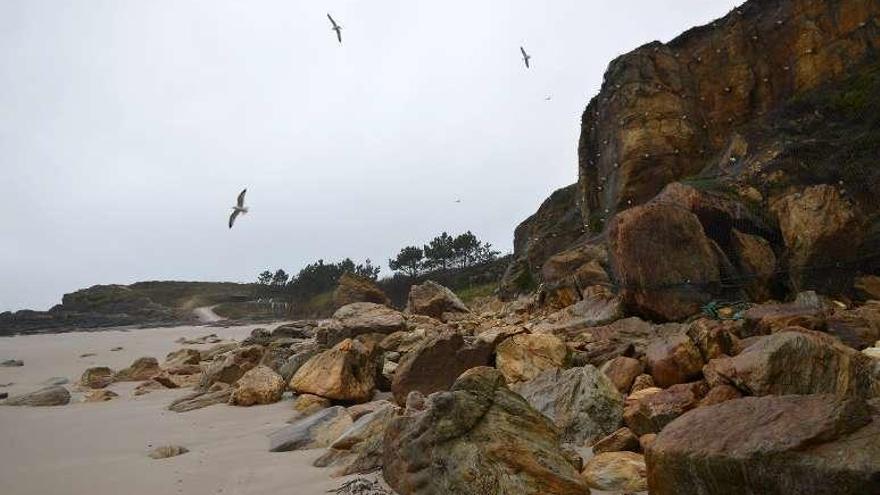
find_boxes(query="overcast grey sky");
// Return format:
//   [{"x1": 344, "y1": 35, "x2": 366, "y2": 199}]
[{"x1": 1, "y1": 0, "x2": 742, "y2": 311}]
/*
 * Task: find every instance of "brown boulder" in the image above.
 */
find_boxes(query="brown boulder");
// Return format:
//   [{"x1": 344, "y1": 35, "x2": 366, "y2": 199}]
[
  {"x1": 729, "y1": 229, "x2": 777, "y2": 302},
  {"x1": 495, "y1": 333, "x2": 569, "y2": 383},
  {"x1": 229, "y1": 365, "x2": 286, "y2": 406},
  {"x1": 703, "y1": 329, "x2": 874, "y2": 397},
  {"x1": 624, "y1": 381, "x2": 707, "y2": 436},
  {"x1": 333, "y1": 272, "x2": 390, "y2": 308},
  {"x1": 114, "y1": 357, "x2": 160, "y2": 382},
  {"x1": 320, "y1": 303, "x2": 407, "y2": 347},
  {"x1": 80, "y1": 366, "x2": 115, "y2": 389},
  {"x1": 383, "y1": 367, "x2": 589, "y2": 495},
  {"x1": 164, "y1": 348, "x2": 201, "y2": 367},
  {"x1": 645, "y1": 333, "x2": 704, "y2": 388},
  {"x1": 698, "y1": 384, "x2": 742, "y2": 407},
  {"x1": 591, "y1": 426, "x2": 640, "y2": 454},
  {"x1": 772, "y1": 185, "x2": 864, "y2": 293},
  {"x1": 390, "y1": 332, "x2": 491, "y2": 405},
  {"x1": 198, "y1": 345, "x2": 263, "y2": 390},
  {"x1": 405, "y1": 281, "x2": 470, "y2": 321},
  {"x1": 600, "y1": 356, "x2": 643, "y2": 393},
  {"x1": 648, "y1": 394, "x2": 879, "y2": 495},
  {"x1": 630, "y1": 373, "x2": 656, "y2": 393},
  {"x1": 608, "y1": 203, "x2": 721, "y2": 322},
  {"x1": 826, "y1": 302, "x2": 880, "y2": 350},
  {"x1": 289, "y1": 338, "x2": 379, "y2": 403}
]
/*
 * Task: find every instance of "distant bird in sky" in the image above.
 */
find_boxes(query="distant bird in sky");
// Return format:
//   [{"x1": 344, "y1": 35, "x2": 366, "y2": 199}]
[
  {"x1": 327, "y1": 14, "x2": 342, "y2": 44},
  {"x1": 454, "y1": 199, "x2": 461, "y2": 203},
  {"x1": 520, "y1": 46, "x2": 531, "y2": 68},
  {"x1": 545, "y1": 95, "x2": 552, "y2": 101},
  {"x1": 228, "y1": 188, "x2": 248, "y2": 229}
]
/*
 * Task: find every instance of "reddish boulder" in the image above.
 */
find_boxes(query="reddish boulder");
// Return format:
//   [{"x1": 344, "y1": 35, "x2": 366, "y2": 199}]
[
  {"x1": 624, "y1": 381, "x2": 708, "y2": 436},
  {"x1": 645, "y1": 333, "x2": 704, "y2": 388},
  {"x1": 600, "y1": 356, "x2": 643, "y2": 393},
  {"x1": 648, "y1": 394, "x2": 879, "y2": 495},
  {"x1": 608, "y1": 203, "x2": 721, "y2": 322}
]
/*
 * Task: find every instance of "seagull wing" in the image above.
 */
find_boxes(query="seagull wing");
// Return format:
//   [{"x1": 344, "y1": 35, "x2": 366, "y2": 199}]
[
  {"x1": 237, "y1": 188, "x2": 247, "y2": 207},
  {"x1": 327, "y1": 14, "x2": 338, "y2": 28},
  {"x1": 336, "y1": 29, "x2": 342, "y2": 43},
  {"x1": 229, "y1": 209, "x2": 241, "y2": 229},
  {"x1": 520, "y1": 46, "x2": 527, "y2": 57}
]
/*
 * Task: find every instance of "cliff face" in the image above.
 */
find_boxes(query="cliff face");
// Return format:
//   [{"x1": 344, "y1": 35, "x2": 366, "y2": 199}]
[
  {"x1": 505, "y1": 0, "x2": 880, "y2": 319},
  {"x1": 579, "y1": 0, "x2": 878, "y2": 219}
]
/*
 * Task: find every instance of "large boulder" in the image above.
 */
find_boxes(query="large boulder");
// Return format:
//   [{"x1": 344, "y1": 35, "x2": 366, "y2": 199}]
[
  {"x1": 333, "y1": 272, "x2": 391, "y2": 308},
  {"x1": 114, "y1": 357, "x2": 161, "y2": 381},
  {"x1": 319, "y1": 303, "x2": 407, "y2": 347},
  {"x1": 3, "y1": 385, "x2": 70, "y2": 406},
  {"x1": 383, "y1": 367, "x2": 589, "y2": 495},
  {"x1": 269, "y1": 406, "x2": 353, "y2": 452},
  {"x1": 608, "y1": 203, "x2": 721, "y2": 322},
  {"x1": 495, "y1": 333, "x2": 569, "y2": 383},
  {"x1": 648, "y1": 394, "x2": 880, "y2": 494},
  {"x1": 771, "y1": 185, "x2": 864, "y2": 293},
  {"x1": 645, "y1": 333, "x2": 705, "y2": 388},
  {"x1": 390, "y1": 332, "x2": 492, "y2": 405},
  {"x1": 514, "y1": 365, "x2": 623, "y2": 445},
  {"x1": 405, "y1": 281, "x2": 470, "y2": 321},
  {"x1": 229, "y1": 365, "x2": 286, "y2": 406},
  {"x1": 703, "y1": 329, "x2": 875, "y2": 397},
  {"x1": 168, "y1": 384, "x2": 233, "y2": 413},
  {"x1": 289, "y1": 338, "x2": 380, "y2": 403}
]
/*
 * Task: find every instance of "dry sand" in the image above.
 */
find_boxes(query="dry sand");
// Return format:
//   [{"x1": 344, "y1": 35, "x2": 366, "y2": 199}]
[{"x1": 0, "y1": 323, "x2": 368, "y2": 495}]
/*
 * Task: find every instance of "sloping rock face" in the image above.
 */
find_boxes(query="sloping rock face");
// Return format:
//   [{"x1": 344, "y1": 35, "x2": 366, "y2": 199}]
[
  {"x1": 383, "y1": 367, "x2": 589, "y2": 495},
  {"x1": 114, "y1": 357, "x2": 160, "y2": 381},
  {"x1": 495, "y1": 333, "x2": 570, "y2": 383},
  {"x1": 648, "y1": 394, "x2": 880, "y2": 495},
  {"x1": 405, "y1": 281, "x2": 470, "y2": 321},
  {"x1": 333, "y1": 272, "x2": 391, "y2": 309},
  {"x1": 229, "y1": 366, "x2": 286, "y2": 406},
  {"x1": 500, "y1": 184, "x2": 584, "y2": 298},
  {"x1": 514, "y1": 365, "x2": 624, "y2": 445},
  {"x1": 319, "y1": 303, "x2": 407, "y2": 347},
  {"x1": 578, "y1": 0, "x2": 879, "y2": 217}
]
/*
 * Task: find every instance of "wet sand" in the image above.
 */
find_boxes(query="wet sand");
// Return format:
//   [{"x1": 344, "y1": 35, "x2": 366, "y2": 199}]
[{"x1": 0, "y1": 324, "x2": 363, "y2": 495}]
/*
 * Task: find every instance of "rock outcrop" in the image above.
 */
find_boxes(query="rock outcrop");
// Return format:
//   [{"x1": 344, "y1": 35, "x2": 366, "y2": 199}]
[
  {"x1": 333, "y1": 272, "x2": 391, "y2": 309},
  {"x1": 495, "y1": 333, "x2": 569, "y2": 383},
  {"x1": 229, "y1": 365, "x2": 286, "y2": 406}
]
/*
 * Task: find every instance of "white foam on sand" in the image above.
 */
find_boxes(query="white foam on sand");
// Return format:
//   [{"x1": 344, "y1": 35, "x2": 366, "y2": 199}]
[{"x1": 0, "y1": 324, "x2": 364, "y2": 495}]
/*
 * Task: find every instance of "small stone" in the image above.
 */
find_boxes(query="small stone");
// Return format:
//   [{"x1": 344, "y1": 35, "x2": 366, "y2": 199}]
[{"x1": 149, "y1": 445, "x2": 189, "y2": 459}]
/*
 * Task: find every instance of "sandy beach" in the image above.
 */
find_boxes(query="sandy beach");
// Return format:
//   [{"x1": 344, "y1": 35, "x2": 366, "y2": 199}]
[{"x1": 0, "y1": 324, "x2": 362, "y2": 495}]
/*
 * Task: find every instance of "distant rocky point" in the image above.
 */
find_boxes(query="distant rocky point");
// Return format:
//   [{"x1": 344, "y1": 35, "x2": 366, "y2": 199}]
[{"x1": 0, "y1": 281, "x2": 255, "y2": 336}]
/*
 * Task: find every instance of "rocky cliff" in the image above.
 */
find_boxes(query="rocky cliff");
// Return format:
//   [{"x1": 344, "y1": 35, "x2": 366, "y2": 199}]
[{"x1": 505, "y1": 0, "x2": 880, "y2": 321}]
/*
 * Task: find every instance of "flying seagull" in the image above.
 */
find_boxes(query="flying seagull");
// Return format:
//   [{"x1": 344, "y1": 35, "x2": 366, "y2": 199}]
[
  {"x1": 545, "y1": 95, "x2": 552, "y2": 101},
  {"x1": 328, "y1": 14, "x2": 342, "y2": 44},
  {"x1": 228, "y1": 188, "x2": 248, "y2": 229},
  {"x1": 520, "y1": 46, "x2": 531, "y2": 68},
  {"x1": 454, "y1": 199, "x2": 461, "y2": 203}
]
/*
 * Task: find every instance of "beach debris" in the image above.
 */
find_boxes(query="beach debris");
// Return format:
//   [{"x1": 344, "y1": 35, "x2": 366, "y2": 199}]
[
  {"x1": 110, "y1": 347, "x2": 124, "y2": 352},
  {"x1": 80, "y1": 366, "x2": 115, "y2": 389},
  {"x1": 1, "y1": 359, "x2": 23, "y2": 367},
  {"x1": 84, "y1": 389, "x2": 118, "y2": 402}
]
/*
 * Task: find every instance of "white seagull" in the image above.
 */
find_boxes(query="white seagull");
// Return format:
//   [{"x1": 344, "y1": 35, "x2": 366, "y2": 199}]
[
  {"x1": 228, "y1": 188, "x2": 249, "y2": 229},
  {"x1": 520, "y1": 46, "x2": 531, "y2": 68},
  {"x1": 328, "y1": 14, "x2": 342, "y2": 44}
]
